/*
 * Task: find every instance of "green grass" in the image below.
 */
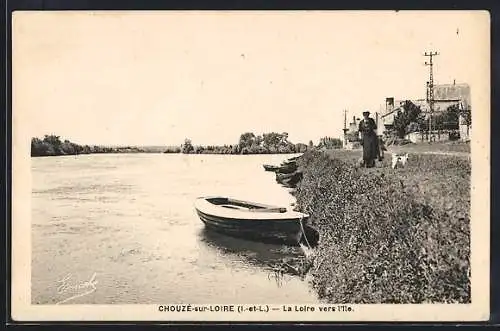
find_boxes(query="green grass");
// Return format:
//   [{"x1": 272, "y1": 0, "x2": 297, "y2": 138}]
[
  {"x1": 387, "y1": 141, "x2": 471, "y2": 154},
  {"x1": 295, "y1": 150, "x2": 470, "y2": 303}
]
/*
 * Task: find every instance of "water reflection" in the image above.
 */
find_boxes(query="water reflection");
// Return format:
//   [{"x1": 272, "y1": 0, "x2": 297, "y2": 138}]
[{"x1": 198, "y1": 227, "x2": 306, "y2": 276}]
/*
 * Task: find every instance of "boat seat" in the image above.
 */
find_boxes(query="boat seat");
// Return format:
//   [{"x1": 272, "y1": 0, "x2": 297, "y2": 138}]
[
  {"x1": 220, "y1": 204, "x2": 286, "y2": 213},
  {"x1": 249, "y1": 207, "x2": 287, "y2": 213},
  {"x1": 221, "y1": 204, "x2": 247, "y2": 210}
]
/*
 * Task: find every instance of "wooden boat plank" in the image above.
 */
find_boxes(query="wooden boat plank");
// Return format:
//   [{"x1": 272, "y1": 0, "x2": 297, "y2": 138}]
[
  {"x1": 248, "y1": 207, "x2": 287, "y2": 213},
  {"x1": 203, "y1": 224, "x2": 300, "y2": 245},
  {"x1": 196, "y1": 210, "x2": 303, "y2": 227},
  {"x1": 225, "y1": 197, "x2": 281, "y2": 210},
  {"x1": 199, "y1": 217, "x2": 302, "y2": 245}
]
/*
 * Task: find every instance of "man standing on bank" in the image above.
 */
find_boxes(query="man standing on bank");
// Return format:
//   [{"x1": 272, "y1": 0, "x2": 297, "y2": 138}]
[{"x1": 358, "y1": 111, "x2": 379, "y2": 168}]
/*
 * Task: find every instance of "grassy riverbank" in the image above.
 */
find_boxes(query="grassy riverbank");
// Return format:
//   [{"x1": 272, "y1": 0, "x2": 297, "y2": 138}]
[{"x1": 294, "y1": 147, "x2": 470, "y2": 303}]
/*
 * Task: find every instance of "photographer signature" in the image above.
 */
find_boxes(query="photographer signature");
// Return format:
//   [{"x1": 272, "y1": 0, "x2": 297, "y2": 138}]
[{"x1": 56, "y1": 272, "x2": 98, "y2": 305}]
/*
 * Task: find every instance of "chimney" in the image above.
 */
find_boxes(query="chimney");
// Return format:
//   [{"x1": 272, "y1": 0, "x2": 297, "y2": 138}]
[
  {"x1": 453, "y1": 79, "x2": 456, "y2": 85},
  {"x1": 385, "y1": 97, "x2": 394, "y2": 112}
]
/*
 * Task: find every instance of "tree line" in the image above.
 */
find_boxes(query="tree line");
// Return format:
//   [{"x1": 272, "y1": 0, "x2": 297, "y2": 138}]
[
  {"x1": 31, "y1": 132, "x2": 344, "y2": 157},
  {"x1": 173, "y1": 132, "x2": 343, "y2": 155},
  {"x1": 392, "y1": 102, "x2": 472, "y2": 139},
  {"x1": 31, "y1": 135, "x2": 144, "y2": 157}
]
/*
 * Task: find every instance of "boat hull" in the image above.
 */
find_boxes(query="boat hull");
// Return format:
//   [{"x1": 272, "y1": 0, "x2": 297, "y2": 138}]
[
  {"x1": 276, "y1": 171, "x2": 303, "y2": 188},
  {"x1": 194, "y1": 196, "x2": 308, "y2": 245},
  {"x1": 196, "y1": 210, "x2": 304, "y2": 245},
  {"x1": 263, "y1": 164, "x2": 280, "y2": 172},
  {"x1": 275, "y1": 164, "x2": 298, "y2": 174}
]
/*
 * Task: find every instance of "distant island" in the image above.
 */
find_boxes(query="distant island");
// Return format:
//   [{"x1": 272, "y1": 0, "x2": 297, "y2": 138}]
[
  {"x1": 170, "y1": 132, "x2": 342, "y2": 155},
  {"x1": 30, "y1": 135, "x2": 162, "y2": 157},
  {"x1": 31, "y1": 133, "x2": 343, "y2": 157}
]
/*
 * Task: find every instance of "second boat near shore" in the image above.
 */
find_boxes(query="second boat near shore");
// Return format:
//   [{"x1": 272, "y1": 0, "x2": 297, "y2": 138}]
[{"x1": 262, "y1": 156, "x2": 300, "y2": 173}]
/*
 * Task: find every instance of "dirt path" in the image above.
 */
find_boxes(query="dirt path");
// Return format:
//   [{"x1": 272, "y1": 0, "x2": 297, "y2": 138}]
[
  {"x1": 413, "y1": 151, "x2": 470, "y2": 157},
  {"x1": 386, "y1": 147, "x2": 470, "y2": 158}
]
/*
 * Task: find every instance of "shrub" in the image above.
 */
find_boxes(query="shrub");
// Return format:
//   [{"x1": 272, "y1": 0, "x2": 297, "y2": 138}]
[{"x1": 181, "y1": 138, "x2": 194, "y2": 154}]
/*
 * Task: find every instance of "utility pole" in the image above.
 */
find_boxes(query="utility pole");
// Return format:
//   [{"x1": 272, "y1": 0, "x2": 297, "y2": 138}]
[
  {"x1": 343, "y1": 109, "x2": 347, "y2": 131},
  {"x1": 424, "y1": 51, "x2": 438, "y2": 141},
  {"x1": 342, "y1": 109, "x2": 348, "y2": 148},
  {"x1": 426, "y1": 81, "x2": 430, "y2": 101}
]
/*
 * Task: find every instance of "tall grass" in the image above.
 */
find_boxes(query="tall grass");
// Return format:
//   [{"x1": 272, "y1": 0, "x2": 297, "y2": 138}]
[{"x1": 295, "y1": 151, "x2": 470, "y2": 303}]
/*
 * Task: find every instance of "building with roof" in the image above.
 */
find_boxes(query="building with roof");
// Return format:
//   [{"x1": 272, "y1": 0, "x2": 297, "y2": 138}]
[
  {"x1": 380, "y1": 82, "x2": 471, "y2": 138},
  {"x1": 433, "y1": 82, "x2": 471, "y2": 110},
  {"x1": 342, "y1": 115, "x2": 362, "y2": 149}
]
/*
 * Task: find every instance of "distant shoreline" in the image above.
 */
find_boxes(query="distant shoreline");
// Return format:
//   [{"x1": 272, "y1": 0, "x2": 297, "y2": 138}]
[
  {"x1": 31, "y1": 151, "x2": 308, "y2": 157},
  {"x1": 31, "y1": 134, "x2": 342, "y2": 157}
]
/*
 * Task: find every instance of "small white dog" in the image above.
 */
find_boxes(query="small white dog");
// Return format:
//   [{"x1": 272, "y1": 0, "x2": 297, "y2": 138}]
[{"x1": 391, "y1": 153, "x2": 409, "y2": 169}]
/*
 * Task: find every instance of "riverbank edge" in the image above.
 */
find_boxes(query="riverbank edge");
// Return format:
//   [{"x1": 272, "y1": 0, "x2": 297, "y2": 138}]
[{"x1": 289, "y1": 149, "x2": 471, "y2": 304}]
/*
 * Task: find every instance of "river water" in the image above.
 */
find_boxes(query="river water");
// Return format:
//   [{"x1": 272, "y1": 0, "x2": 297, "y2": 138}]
[{"x1": 31, "y1": 153, "x2": 319, "y2": 304}]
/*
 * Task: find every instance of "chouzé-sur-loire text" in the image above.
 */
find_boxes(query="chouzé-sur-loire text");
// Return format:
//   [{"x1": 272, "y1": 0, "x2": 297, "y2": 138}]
[{"x1": 159, "y1": 305, "x2": 235, "y2": 312}]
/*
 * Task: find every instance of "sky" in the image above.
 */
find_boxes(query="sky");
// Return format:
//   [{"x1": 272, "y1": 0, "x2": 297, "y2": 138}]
[{"x1": 13, "y1": 11, "x2": 489, "y2": 146}]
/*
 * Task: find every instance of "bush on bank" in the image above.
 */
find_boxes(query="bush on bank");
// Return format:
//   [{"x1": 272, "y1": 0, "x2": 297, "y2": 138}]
[{"x1": 295, "y1": 151, "x2": 470, "y2": 303}]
